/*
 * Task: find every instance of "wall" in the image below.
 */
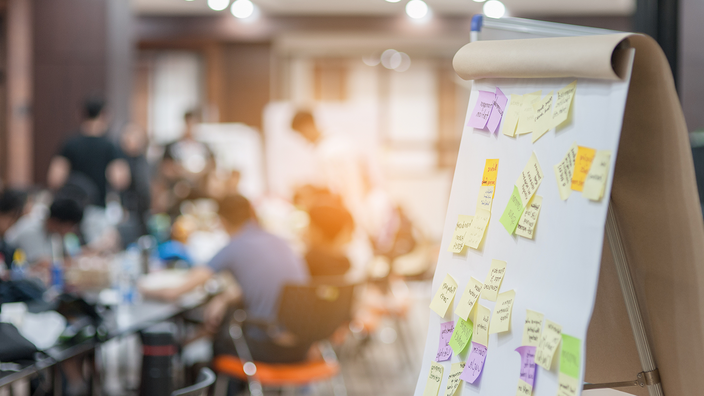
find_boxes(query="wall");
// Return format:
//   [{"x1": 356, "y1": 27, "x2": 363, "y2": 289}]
[{"x1": 680, "y1": 0, "x2": 704, "y2": 132}]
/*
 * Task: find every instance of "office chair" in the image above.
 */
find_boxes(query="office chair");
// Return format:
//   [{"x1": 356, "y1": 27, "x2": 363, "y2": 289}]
[{"x1": 171, "y1": 367, "x2": 216, "y2": 396}]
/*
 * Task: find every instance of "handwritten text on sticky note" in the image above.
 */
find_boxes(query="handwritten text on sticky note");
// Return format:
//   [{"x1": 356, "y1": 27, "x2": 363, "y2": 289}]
[
  {"x1": 559, "y1": 334, "x2": 581, "y2": 379},
  {"x1": 531, "y1": 91, "x2": 554, "y2": 143},
  {"x1": 468, "y1": 90, "x2": 496, "y2": 129},
  {"x1": 460, "y1": 342, "x2": 488, "y2": 384},
  {"x1": 516, "y1": 152, "x2": 544, "y2": 207},
  {"x1": 445, "y1": 362, "x2": 466, "y2": 396},
  {"x1": 481, "y1": 159, "x2": 500, "y2": 187},
  {"x1": 516, "y1": 91, "x2": 542, "y2": 135},
  {"x1": 456, "y1": 277, "x2": 483, "y2": 321},
  {"x1": 487, "y1": 88, "x2": 508, "y2": 134},
  {"x1": 465, "y1": 208, "x2": 491, "y2": 250},
  {"x1": 557, "y1": 373, "x2": 580, "y2": 396},
  {"x1": 516, "y1": 345, "x2": 538, "y2": 388},
  {"x1": 502, "y1": 94, "x2": 523, "y2": 137},
  {"x1": 430, "y1": 274, "x2": 458, "y2": 317},
  {"x1": 571, "y1": 146, "x2": 596, "y2": 192},
  {"x1": 449, "y1": 316, "x2": 474, "y2": 355},
  {"x1": 481, "y1": 259, "x2": 507, "y2": 301},
  {"x1": 535, "y1": 319, "x2": 562, "y2": 370},
  {"x1": 448, "y1": 215, "x2": 473, "y2": 253},
  {"x1": 582, "y1": 150, "x2": 612, "y2": 201},
  {"x1": 554, "y1": 143, "x2": 578, "y2": 200},
  {"x1": 489, "y1": 289, "x2": 516, "y2": 334},
  {"x1": 423, "y1": 362, "x2": 444, "y2": 396},
  {"x1": 551, "y1": 81, "x2": 577, "y2": 130},
  {"x1": 515, "y1": 195, "x2": 543, "y2": 240},
  {"x1": 436, "y1": 321, "x2": 454, "y2": 362},
  {"x1": 522, "y1": 309, "x2": 544, "y2": 347},
  {"x1": 472, "y1": 304, "x2": 491, "y2": 347},
  {"x1": 500, "y1": 186, "x2": 525, "y2": 235}
]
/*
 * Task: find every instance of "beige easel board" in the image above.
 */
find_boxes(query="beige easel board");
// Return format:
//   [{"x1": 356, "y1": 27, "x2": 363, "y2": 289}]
[{"x1": 415, "y1": 33, "x2": 704, "y2": 396}]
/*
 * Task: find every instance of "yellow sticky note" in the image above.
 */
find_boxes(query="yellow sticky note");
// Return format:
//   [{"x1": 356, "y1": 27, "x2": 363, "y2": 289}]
[
  {"x1": 476, "y1": 186, "x2": 495, "y2": 212},
  {"x1": 455, "y1": 277, "x2": 483, "y2": 321},
  {"x1": 571, "y1": 146, "x2": 596, "y2": 192},
  {"x1": 481, "y1": 159, "x2": 499, "y2": 187},
  {"x1": 521, "y1": 309, "x2": 544, "y2": 347},
  {"x1": 531, "y1": 91, "x2": 554, "y2": 143},
  {"x1": 535, "y1": 319, "x2": 562, "y2": 370},
  {"x1": 502, "y1": 94, "x2": 523, "y2": 137},
  {"x1": 472, "y1": 304, "x2": 491, "y2": 347},
  {"x1": 465, "y1": 208, "x2": 491, "y2": 250},
  {"x1": 557, "y1": 372, "x2": 580, "y2": 396},
  {"x1": 516, "y1": 91, "x2": 541, "y2": 135},
  {"x1": 423, "y1": 361, "x2": 444, "y2": 396},
  {"x1": 430, "y1": 274, "x2": 459, "y2": 317},
  {"x1": 515, "y1": 195, "x2": 542, "y2": 239},
  {"x1": 516, "y1": 379, "x2": 533, "y2": 396},
  {"x1": 481, "y1": 259, "x2": 506, "y2": 301},
  {"x1": 550, "y1": 81, "x2": 577, "y2": 130},
  {"x1": 515, "y1": 152, "x2": 544, "y2": 207},
  {"x1": 448, "y1": 215, "x2": 474, "y2": 253},
  {"x1": 554, "y1": 143, "x2": 579, "y2": 200},
  {"x1": 489, "y1": 289, "x2": 515, "y2": 334},
  {"x1": 445, "y1": 362, "x2": 466, "y2": 396},
  {"x1": 582, "y1": 150, "x2": 612, "y2": 201}
]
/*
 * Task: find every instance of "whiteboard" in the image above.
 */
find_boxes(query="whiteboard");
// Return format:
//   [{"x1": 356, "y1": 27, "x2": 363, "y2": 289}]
[{"x1": 414, "y1": 54, "x2": 634, "y2": 396}]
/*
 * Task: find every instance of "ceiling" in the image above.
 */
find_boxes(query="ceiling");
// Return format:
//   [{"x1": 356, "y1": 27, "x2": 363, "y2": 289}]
[{"x1": 132, "y1": 0, "x2": 635, "y2": 17}]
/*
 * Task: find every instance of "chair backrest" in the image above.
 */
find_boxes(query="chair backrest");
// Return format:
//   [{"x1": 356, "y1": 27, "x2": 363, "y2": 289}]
[
  {"x1": 171, "y1": 367, "x2": 216, "y2": 396},
  {"x1": 276, "y1": 282, "x2": 356, "y2": 343}
]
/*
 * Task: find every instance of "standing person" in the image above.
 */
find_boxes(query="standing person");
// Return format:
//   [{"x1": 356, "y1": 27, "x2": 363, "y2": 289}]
[{"x1": 119, "y1": 123, "x2": 152, "y2": 241}]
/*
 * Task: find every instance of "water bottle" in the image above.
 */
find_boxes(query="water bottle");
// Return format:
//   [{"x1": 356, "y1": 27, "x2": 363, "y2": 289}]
[
  {"x1": 120, "y1": 244, "x2": 141, "y2": 304},
  {"x1": 50, "y1": 234, "x2": 64, "y2": 291}
]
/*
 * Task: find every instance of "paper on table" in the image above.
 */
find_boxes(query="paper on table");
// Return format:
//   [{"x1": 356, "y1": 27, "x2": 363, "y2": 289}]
[
  {"x1": 481, "y1": 159, "x2": 500, "y2": 187},
  {"x1": 430, "y1": 274, "x2": 458, "y2": 317},
  {"x1": 445, "y1": 362, "x2": 466, "y2": 396},
  {"x1": 516, "y1": 379, "x2": 533, "y2": 396},
  {"x1": 515, "y1": 152, "x2": 544, "y2": 207},
  {"x1": 436, "y1": 321, "x2": 455, "y2": 362},
  {"x1": 468, "y1": 90, "x2": 496, "y2": 129},
  {"x1": 489, "y1": 289, "x2": 516, "y2": 334},
  {"x1": 455, "y1": 277, "x2": 484, "y2": 321},
  {"x1": 487, "y1": 87, "x2": 509, "y2": 134},
  {"x1": 477, "y1": 186, "x2": 495, "y2": 212},
  {"x1": 554, "y1": 143, "x2": 579, "y2": 200},
  {"x1": 472, "y1": 303, "x2": 491, "y2": 347},
  {"x1": 460, "y1": 342, "x2": 488, "y2": 384},
  {"x1": 531, "y1": 91, "x2": 554, "y2": 143},
  {"x1": 571, "y1": 146, "x2": 596, "y2": 192},
  {"x1": 448, "y1": 215, "x2": 474, "y2": 253},
  {"x1": 559, "y1": 334, "x2": 581, "y2": 379},
  {"x1": 500, "y1": 186, "x2": 525, "y2": 234},
  {"x1": 521, "y1": 309, "x2": 544, "y2": 347},
  {"x1": 502, "y1": 94, "x2": 523, "y2": 137},
  {"x1": 423, "y1": 361, "x2": 444, "y2": 396},
  {"x1": 449, "y1": 316, "x2": 474, "y2": 355},
  {"x1": 465, "y1": 208, "x2": 491, "y2": 250},
  {"x1": 582, "y1": 150, "x2": 612, "y2": 201},
  {"x1": 516, "y1": 345, "x2": 538, "y2": 388},
  {"x1": 550, "y1": 80, "x2": 577, "y2": 130},
  {"x1": 557, "y1": 373, "x2": 580, "y2": 396},
  {"x1": 535, "y1": 319, "x2": 563, "y2": 370},
  {"x1": 516, "y1": 91, "x2": 542, "y2": 135},
  {"x1": 515, "y1": 195, "x2": 543, "y2": 239},
  {"x1": 481, "y1": 259, "x2": 507, "y2": 301}
]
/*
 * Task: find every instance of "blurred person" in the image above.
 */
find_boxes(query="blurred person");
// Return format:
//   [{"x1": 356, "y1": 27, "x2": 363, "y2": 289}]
[
  {"x1": 119, "y1": 123, "x2": 152, "y2": 240},
  {"x1": 0, "y1": 190, "x2": 28, "y2": 275},
  {"x1": 305, "y1": 202, "x2": 354, "y2": 278}
]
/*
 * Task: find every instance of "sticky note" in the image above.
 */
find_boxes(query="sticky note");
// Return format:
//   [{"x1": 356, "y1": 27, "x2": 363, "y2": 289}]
[
  {"x1": 465, "y1": 208, "x2": 490, "y2": 250},
  {"x1": 557, "y1": 373, "x2": 580, "y2": 396},
  {"x1": 502, "y1": 94, "x2": 523, "y2": 137},
  {"x1": 472, "y1": 304, "x2": 491, "y2": 347},
  {"x1": 559, "y1": 334, "x2": 581, "y2": 379},
  {"x1": 516, "y1": 346, "x2": 538, "y2": 388},
  {"x1": 449, "y1": 316, "x2": 473, "y2": 355},
  {"x1": 554, "y1": 143, "x2": 579, "y2": 200},
  {"x1": 436, "y1": 321, "x2": 455, "y2": 362},
  {"x1": 445, "y1": 362, "x2": 466, "y2": 396},
  {"x1": 468, "y1": 90, "x2": 496, "y2": 129},
  {"x1": 531, "y1": 91, "x2": 554, "y2": 143},
  {"x1": 481, "y1": 259, "x2": 507, "y2": 301},
  {"x1": 515, "y1": 195, "x2": 542, "y2": 239},
  {"x1": 455, "y1": 277, "x2": 483, "y2": 321},
  {"x1": 500, "y1": 186, "x2": 525, "y2": 234},
  {"x1": 516, "y1": 379, "x2": 533, "y2": 396},
  {"x1": 481, "y1": 159, "x2": 499, "y2": 187},
  {"x1": 515, "y1": 152, "x2": 544, "y2": 207},
  {"x1": 487, "y1": 87, "x2": 509, "y2": 134},
  {"x1": 430, "y1": 274, "x2": 458, "y2": 317},
  {"x1": 571, "y1": 146, "x2": 596, "y2": 192},
  {"x1": 424, "y1": 361, "x2": 444, "y2": 396},
  {"x1": 448, "y1": 215, "x2": 474, "y2": 253},
  {"x1": 535, "y1": 319, "x2": 562, "y2": 370},
  {"x1": 489, "y1": 289, "x2": 515, "y2": 334},
  {"x1": 522, "y1": 309, "x2": 544, "y2": 347},
  {"x1": 460, "y1": 342, "x2": 487, "y2": 384},
  {"x1": 516, "y1": 91, "x2": 542, "y2": 135},
  {"x1": 551, "y1": 81, "x2": 577, "y2": 130},
  {"x1": 582, "y1": 150, "x2": 612, "y2": 201},
  {"x1": 476, "y1": 186, "x2": 495, "y2": 213}
]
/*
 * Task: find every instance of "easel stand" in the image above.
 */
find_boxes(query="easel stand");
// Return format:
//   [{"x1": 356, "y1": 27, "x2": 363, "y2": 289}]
[{"x1": 583, "y1": 204, "x2": 663, "y2": 395}]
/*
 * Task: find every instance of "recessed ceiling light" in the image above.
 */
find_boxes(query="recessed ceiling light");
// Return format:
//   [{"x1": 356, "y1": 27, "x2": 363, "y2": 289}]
[
  {"x1": 483, "y1": 0, "x2": 506, "y2": 18},
  {"x1": 405, "y1": 0, "x2": 428, "y2": 19},
  {"x1": 385, "y1": 0, "x2": 401, "y2": 2},
  {"x1": 208, "y1": 0, "x2": 230, "y2": 11},
  {"x1": 231, "y1": 0, "x2": 254, "y2": 18},
  {"x1": 473, "y1": 0, "x2": 486, "y2": 2}
]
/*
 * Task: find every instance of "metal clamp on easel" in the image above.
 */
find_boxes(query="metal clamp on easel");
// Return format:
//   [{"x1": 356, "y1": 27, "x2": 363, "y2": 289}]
[{"x1": 583, "y1": 368, "x2": 661, "y2": 391}]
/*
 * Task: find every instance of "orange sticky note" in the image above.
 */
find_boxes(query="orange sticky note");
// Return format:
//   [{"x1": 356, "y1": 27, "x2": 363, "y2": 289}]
[
  {"x1": 570, "y1": 146, "x2": 596, "y2": 192},
  {"x1": 481, "y1": 159, "x2": 499, "y2": 188}
]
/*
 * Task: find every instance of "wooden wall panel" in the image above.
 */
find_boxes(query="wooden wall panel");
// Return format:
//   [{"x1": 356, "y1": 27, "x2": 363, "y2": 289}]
[{"x1": 221, "y1": 43, "x2": 270, "y2": 129}]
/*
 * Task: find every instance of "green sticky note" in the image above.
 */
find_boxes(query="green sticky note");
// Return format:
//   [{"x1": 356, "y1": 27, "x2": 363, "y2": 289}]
[
  {"x1": 559, "y1": 334, "x2": 581, "y2": 379},
  {"x1": 449, "y1": 316, "x2": 473, "y2": 355},
  {"x1": 500, "y1": 186, "x2": 525, "y2": 234}
]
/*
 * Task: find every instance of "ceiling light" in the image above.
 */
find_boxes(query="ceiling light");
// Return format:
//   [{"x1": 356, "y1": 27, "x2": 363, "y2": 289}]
[
  {"x1": 483, "y1": 0, "x2": 505, "y2": 18},
  {"x1": 386, "y1": 0, "x2": 401, "y2": 2},
  {"x1": 473, "y1": 0, "x2": 486, "y2": 2},
  {"x1": 208, "y1": 0, "x2": 230, "y2": 11},
  {"x1": 381, "y1": 49, "x2": 399, "y2": 69},
  {"x1": 231, "y1": 0, "x2": 254, "y2": 18},
  {"x1": 394, "y1": 52, "x2": 411, "y2": 72},
  {"x1": 405, "y1": 0, "x2": 428, "y2": 19}
]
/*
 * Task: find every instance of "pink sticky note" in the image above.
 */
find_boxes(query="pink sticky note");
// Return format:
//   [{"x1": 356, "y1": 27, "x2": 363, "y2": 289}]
[
  {"x1": 436, "y1": 321, "x2": 454, "y2": 362},
  {"x1": 487, "y1": 87, "x2": 508, "y2": 134},
  {"x1": 460, "y1": 342, "x2": 488, "y2": 384},
  {"x1": 468, "y1": 90, "x2": 496, "y2": 129},
  {"x1": 516, "y1": 346, "x2": 538, "y2": 388}
]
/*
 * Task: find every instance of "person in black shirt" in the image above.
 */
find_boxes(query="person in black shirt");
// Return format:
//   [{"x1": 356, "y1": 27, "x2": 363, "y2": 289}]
[
  {"x1": 0, "y1": 189, "x2": 27, "y2": 271},
  {"x1": 47, "y1": 97, "x2": 130, "y2": 207}
]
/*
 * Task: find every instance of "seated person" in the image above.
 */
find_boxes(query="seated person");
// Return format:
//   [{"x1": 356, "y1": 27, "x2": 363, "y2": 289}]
[
  {"x1": 0, "y1": 190, "x2": 28, "y2": 278},
  {"x1": 143, "y1": 194, "x2": 310, "y2": 363},
  {"x1": 305, "y1": 203, "x2": 354, "y2": 278}
]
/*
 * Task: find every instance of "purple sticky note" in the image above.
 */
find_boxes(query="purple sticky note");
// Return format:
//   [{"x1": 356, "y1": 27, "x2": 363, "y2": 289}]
[
  {"x1": 436, "y1": 321, "x2": 454, "y2": 362},
  {"x1": 460, "y1": 342, "x2": 488, "y2": 384},
  {"x1": 487, "y1": 87, "x2": 509, "y2": 134},
  {"x1": 468, "y1": 90, "x2": 496, "y2": 129},
  {"x1": 516, "y1": 346, "x2": 538, "y2": 388}
]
